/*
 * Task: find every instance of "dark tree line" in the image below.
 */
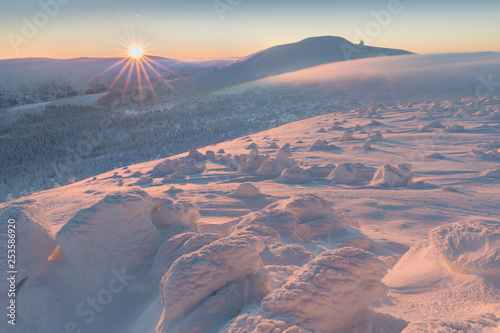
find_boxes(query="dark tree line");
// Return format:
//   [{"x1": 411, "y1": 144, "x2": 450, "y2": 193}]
[{"x1": 0, "y1": 84, "x2": 346, "y2": 201}]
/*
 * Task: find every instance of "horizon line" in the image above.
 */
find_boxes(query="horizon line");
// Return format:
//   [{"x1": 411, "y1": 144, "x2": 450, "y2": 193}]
[{"x1": 3, "y1": 51, "x2": 500, "y2": 62}]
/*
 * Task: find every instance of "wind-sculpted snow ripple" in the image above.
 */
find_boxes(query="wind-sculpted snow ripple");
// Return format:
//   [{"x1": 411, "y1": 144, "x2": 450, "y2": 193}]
[{"x1": 429, "y1": 220, "x2": 500, "y2": 279}]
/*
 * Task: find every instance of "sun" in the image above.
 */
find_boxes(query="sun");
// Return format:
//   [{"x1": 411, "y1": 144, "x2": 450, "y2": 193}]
[
  {"x1": 87, "y1": 16, "x2": 190, "y2": 109},
  {"x1": 129, "y1": 45, "x2": 143, "y2": 59}
]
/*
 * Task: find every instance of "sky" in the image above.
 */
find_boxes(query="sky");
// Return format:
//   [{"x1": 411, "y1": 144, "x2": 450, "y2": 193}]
[{"x1": 1, "y1": 0, "x2": 499, "y2": 60}]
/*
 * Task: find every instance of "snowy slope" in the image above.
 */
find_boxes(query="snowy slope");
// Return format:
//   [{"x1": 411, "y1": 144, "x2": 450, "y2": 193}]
[
  {"x1": 1, "y1": 93, "x2": 499, "y2": 332},
  {"x1": 2, "y1": 52, "x2": 500, "y2": 203},
  {"x1": 262, "y1": 52, "x2": 500, "y2": 102}
]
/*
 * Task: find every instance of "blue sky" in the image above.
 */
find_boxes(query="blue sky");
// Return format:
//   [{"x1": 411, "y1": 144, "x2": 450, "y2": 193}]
[{"x1": 1, "y1": 0, "x2": 499, "y2": 59}]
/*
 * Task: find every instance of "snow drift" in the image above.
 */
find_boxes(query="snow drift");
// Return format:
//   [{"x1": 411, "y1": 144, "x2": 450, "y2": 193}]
[
  {"x1": 225, "y1": 247, "x2": 402, "y2": 333},
  {"x1": 151, "y1": 197, "x2": 201, "y2": 232},
  {"x1": 2, "y1": 189, "x2": 205, "y2": 333},
  {"x1": 370, "y1": 164, "x2": 414, "y2": 187},
  {"x1": 0, "y1": 200, "x2": 57, "y2": 300},
  {"x1": 232, "y1": 183, "x2": 262, "y2": 198},
  {"x1": 151, "y1": 232, "x2": 222, "y2": 278},
  {"x1": 428, "y1": 220, "x2": 500, "y2": 279},
  {"x1": 327, "y1": 163, "x2": 376, "y2": 185},
  {"x1": 56, "y1": 189, "x2": 161, "y2": 272},
  {"x1": 156, "y1": 237, "x2": 270, "y2": 333}
]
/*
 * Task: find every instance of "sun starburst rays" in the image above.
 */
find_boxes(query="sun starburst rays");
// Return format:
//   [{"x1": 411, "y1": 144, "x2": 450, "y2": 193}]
[{"x1": 88, "y1": 14, "x2": 190, "y2": 108}]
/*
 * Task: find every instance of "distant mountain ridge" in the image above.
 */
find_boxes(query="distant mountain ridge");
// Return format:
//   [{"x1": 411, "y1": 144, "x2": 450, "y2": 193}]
[
  {"x1": 0, "y1": 36, "x2": 412, "y2": 88},
  {"x1": 198, "y1": 36, "x2": 413, "y2": 86},
  {"x1": 0, "y1": 36, "x2": 414, "y2": 107},
  {"x1": 0, "y1": 56, "x2": 213, "y2": 86}
]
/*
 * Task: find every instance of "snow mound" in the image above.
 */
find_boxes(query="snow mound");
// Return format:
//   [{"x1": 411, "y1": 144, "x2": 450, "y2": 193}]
[
  {"x1": 187, "y1": 149, "x2": 203, "y2": 161},
  {"x1": 339, "y1": 130, "x2": 356, "y2": 141},
  {"x1": 151, "y1": 232, "x2": 222, "y2": 278},
  {"x1": 246, "y1": 142, "x2": 258, "y2": 150},
  {"x1": 223, "y1": 312, "x2": 309, "y2": 333},
  {"x1": 231, "y1": 195, "x2": 333, "y2": 265},
  {"x1": 426, "y1": 152, "x2": 445, "y2": 159},
  {"x1": 444, "y1": 124, "x2": 465, "y2": 133},
  {"x1": 150, "y1": 159, "x2": 178, "y2": 177},
  {"x1": 294, "y1": 217, "x2": 345, "y2": 243},
  {"x1": 181, "y1": 158, "x2": 205, "y2": 175},
  {"x1": 260, "y1": 247, "x2": 389, "y2": 332},
  {"x1": 233, "y1": 183, "x2": 262, "y2": 198},
  {"x1": 265, "y1": 243, "x2": 314, "y2": 266},
  {"x1": 156, "y1": 237, "x2": 270, "y2": 333},
  {"x1": 367, "y1": 120, "x2": 383, "y2": 126},
  {"x1": 330, "y1": 121, "x2": 345, "y2": 130},
  {"x1": 235, "y1": 209, "x2": 299, "y2": 236},
  {"x1": 282, "y1": 194, "x2": 333, "y2": 222},
  {"x1": 274, "y1": 146, "x2": 295, "y2": 168},
  {"x1": 135, "y1": 176, "x2": 153, "y2": 185},
  {"x1": 255, "y1": 157, "x2": 274, "y2": 176},
  {"x1": 327, "y1": 162, "x2": 377, "y2": 185},
  {"x1": 362, "y1": 140, "x2": 373, "y2": 151},
  {"x1": 150, "y1": 157, "x2": 204, "y2": 178},
  {"x1": 11, "y1": 189, "x2": 163, "y2": 332},
  {"x1": 0, "y1": 200, "x2": 57, "y2": 292},
  {"x1": 309, "y1": 139, "x2": 338, "y2": 151},
  {"x1": 368, "y1": 131, "x2": 384, "y2": 142},
  {"x1": 371, "y1": 163, "x2": 414, "y2": 187},
  {"x1": 420, "y1": 120, "x2": 444, "y2": 132},
  {"x1": 151, "y1": 232, "x2": 198, "y2": 277},
  {"x1": 276, "y1": 166, "x2": 310, "y2": 184},
  {"x1": 56, "y1": 189, "x2": 160, "y2": 272},
  {"x1": 237, "y1": 150, "x2": 265, "y2": 172},
  {"x1": 182, "y1": 232, "x2": 223, "y2": 252},
  {"x1": 204, "y1": 150, "x2": 216, "y2": 159},
  {"x1": 428, "y1": 220, "x2": 500, "y2": 278},
  {"x1": 267, "y1": 142, "x2": 279, "y2": 149},
  {"x1": 151, "y1": 198, "x2": 200, "y2": 231}
]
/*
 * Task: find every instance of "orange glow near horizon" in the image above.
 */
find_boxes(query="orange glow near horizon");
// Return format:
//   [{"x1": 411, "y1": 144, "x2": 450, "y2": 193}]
[
  {"x1": 86, "y1": 16, "x2": 190, "y2": 108},
  {"x1": 2, "y1": 1, "x2": 500, "y2": 61},
  {"x1": 2, "y1": 35, "x2": 499, "y2": 61}
]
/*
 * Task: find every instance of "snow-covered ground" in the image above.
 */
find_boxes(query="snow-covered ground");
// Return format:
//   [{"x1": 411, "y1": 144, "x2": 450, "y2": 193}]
[
  {"x1": 1, "y1": 41, "x2": 500, "y2": 332},
  {"x1": 1, "y1": 91, "x2": 499, "y2": 332},
  {"x1": 2, "y1": 52, "x2": 500, "y2": 202}
]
